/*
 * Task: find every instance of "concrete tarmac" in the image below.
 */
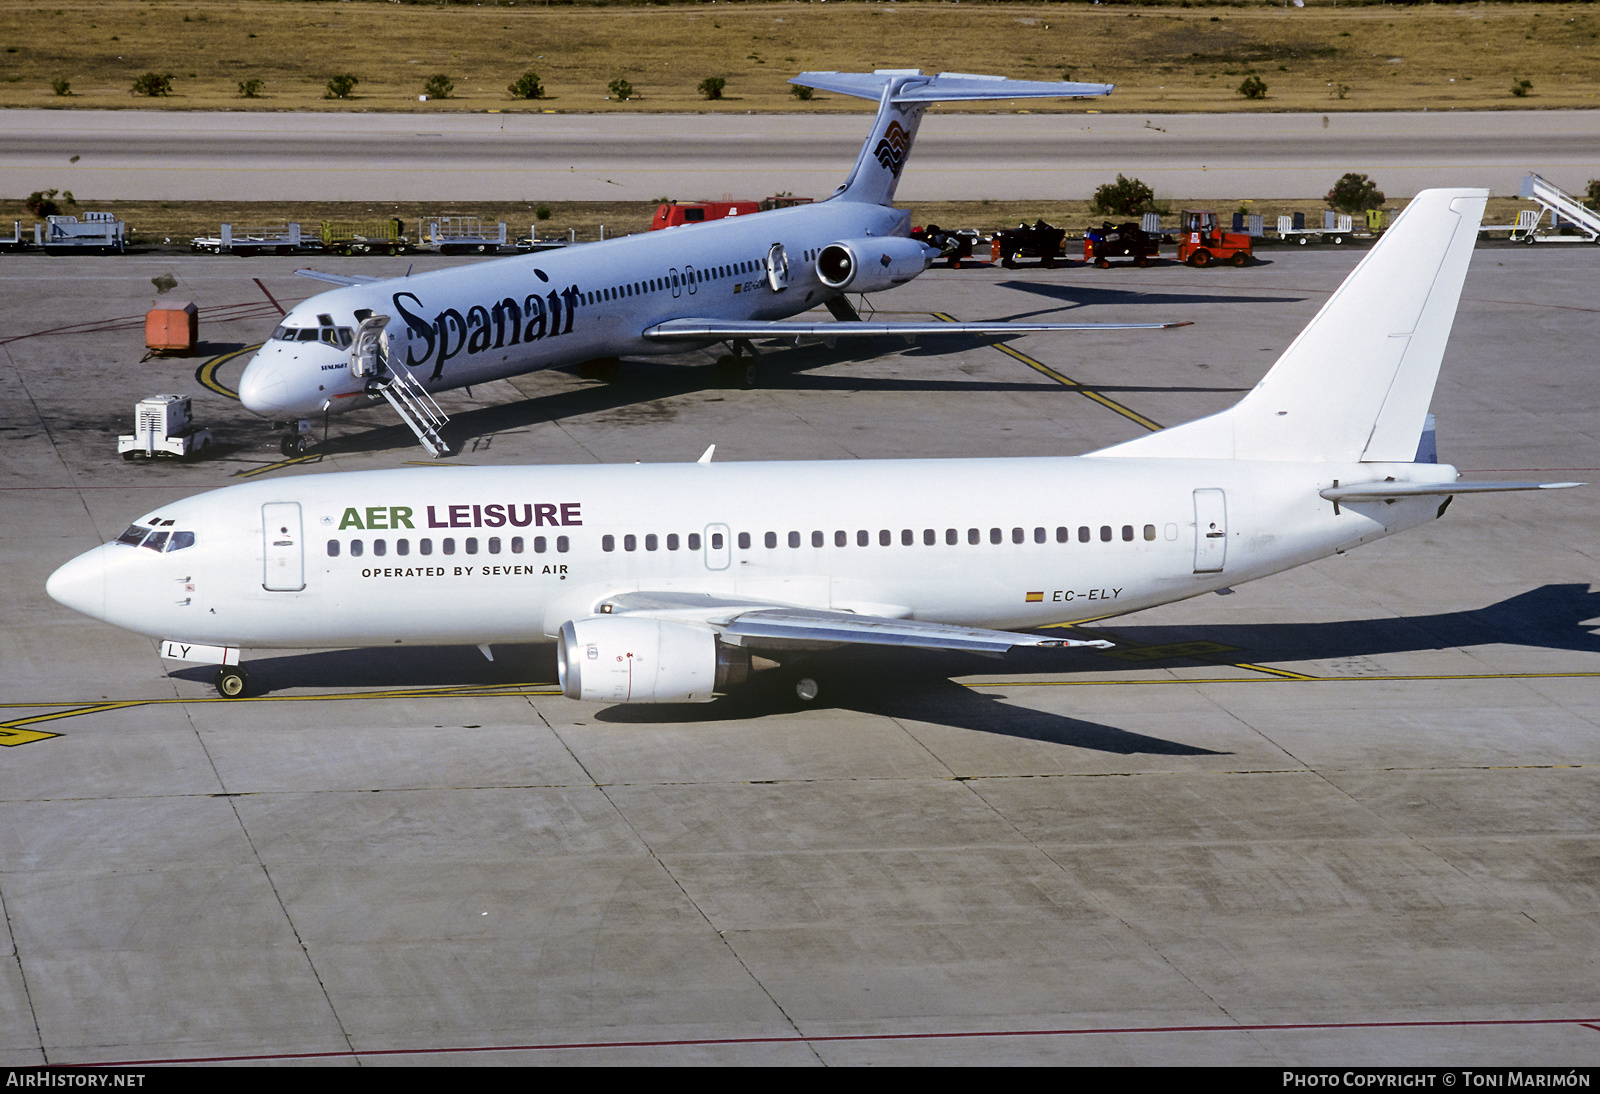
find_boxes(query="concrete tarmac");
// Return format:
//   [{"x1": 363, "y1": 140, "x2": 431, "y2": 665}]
[
  {"x1": 1, "y1": 241, "x2": 1598, "y2": 1065},
  {"x1": 3, "y1": 108, "x2": 1599, "y2": 203}
]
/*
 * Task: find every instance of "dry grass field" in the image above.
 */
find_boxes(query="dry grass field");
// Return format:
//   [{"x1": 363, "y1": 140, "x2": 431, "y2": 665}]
[
  {"x1": 0, "y1": 1, "x2": 1597, "y2": 115},
  {"x1": 0, "y1": 195, "x2": 1533, "y2": 246}
]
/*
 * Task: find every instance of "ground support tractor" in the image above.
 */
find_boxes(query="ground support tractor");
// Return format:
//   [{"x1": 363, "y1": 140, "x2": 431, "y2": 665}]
[
  {"x1": 991, "y1": 220, "x2": 1066, "y2": 268},
  {"x1": 1175, "y1": 210, "x2": 1252, "y2": 267},
  {"x1": 1083, "y1": 221, "x2": 1160, "y2": 268}
]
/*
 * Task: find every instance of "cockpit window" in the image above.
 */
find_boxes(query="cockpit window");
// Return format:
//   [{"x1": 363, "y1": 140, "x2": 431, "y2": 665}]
[
  {"x1": 115, "y1": 524, "x2": 194, "y2": 551},
  {"x1": 272, "y1": 325, "x2": 352, "y2": 348}
]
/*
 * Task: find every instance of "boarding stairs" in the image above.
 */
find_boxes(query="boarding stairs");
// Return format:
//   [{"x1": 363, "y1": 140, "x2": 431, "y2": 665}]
[
  {"x1": 1511, "y1": 174, "x2": 1600, "y2": 244},
  {"x1": 350, "y1": 316, "x2": 451, "y2": 457}
]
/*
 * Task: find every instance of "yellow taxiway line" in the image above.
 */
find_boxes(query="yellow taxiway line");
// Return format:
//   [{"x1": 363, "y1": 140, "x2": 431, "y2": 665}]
[{"x1": 931, "y1": 312, "x2": 1164, "y2": 433}]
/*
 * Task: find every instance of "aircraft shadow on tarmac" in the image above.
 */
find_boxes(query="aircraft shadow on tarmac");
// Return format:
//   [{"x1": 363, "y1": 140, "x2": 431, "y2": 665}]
[
  {"x1": 169, "y1": 584, "x2": 1600, "y2": 753},
  {"x1": 997, "y1": 281, "x2": 1305, "y2": 310},
  {"x1": 305, "y1": 338, "x2": 1250, "y2": 459}
]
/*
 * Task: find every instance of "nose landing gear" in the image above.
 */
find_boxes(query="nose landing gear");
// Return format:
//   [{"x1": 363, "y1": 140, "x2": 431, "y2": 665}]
[
  {"x1": 214, "y1": 665, "x2": 250, "y2": 699},
  {"x1": 277, "y1": 418, "x2": 314, "y2": 458}
]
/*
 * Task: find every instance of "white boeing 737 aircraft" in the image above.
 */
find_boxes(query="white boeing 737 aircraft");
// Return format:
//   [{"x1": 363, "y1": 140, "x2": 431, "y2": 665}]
[
  {"x1": 237, "y1": 70, "x2": 1184, "y2": 458},
  {"x1": 48, "y1": 188, "x2": 1581, "y2": 703}
]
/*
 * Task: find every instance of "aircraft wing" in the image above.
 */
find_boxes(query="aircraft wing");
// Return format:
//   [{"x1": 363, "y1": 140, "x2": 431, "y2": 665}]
[
  {"x1": 595, "y1": 591, "x2": 1113, "y2": 655},
  {"x1": 295, "y1": 269, "x2": 386, "y2": 287},
  {"x1": 642, "y1": 318, "x2": 1190, "y2": 342}
]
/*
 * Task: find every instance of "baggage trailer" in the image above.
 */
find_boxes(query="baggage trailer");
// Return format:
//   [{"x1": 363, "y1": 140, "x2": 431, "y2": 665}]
[
  {"x1": 1510, "y1": 173, "x2": 1600, "y2": 244},
  {"x1": 40, "y1": 211, "x2": 126, "y2": 254},
  {"x1": 1083, "y1": 220, "x2": 1160, "y2": 268},
  {"x1": 912, "y1": 224, "x2": 976, "y2": 269},
  {"x1": 420, "y1": 216, "x2": 508, "y2": 255},
  {"x1": 190, "y1": 223, "x2": 307, "y2": 255},
  {"x1": 1275, "y1": 211, "x2": 1355, "y2": 246},
  {"x1": 991, "y1": 220, "x2": 1066, "y2": 268},
  {"x1": 1175, "y1": 209, "x2": 1252, "y2": 267},
  {"x1": 0, "y1": 221, "x2": 26, "y2": 253},
  {"x1": 319, "y1": 218, "x2": 408, "y2": 256}
]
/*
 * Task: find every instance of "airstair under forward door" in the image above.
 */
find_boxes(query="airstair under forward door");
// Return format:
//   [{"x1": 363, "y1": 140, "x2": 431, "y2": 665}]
[
  {"x1": 1193, "y1": 489, "x2": 1228, "y2": 574},
  {"x1": 262, "y1": 502, "x2": 305, "y2": 591}
]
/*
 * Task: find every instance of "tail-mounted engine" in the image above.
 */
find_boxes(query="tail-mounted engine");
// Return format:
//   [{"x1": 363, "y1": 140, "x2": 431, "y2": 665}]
[
  {"x1": 815, "y1": 237, "x2": 936, "y2": 294},
  {"x1": 558, "y1": 616, "x2": 756, "y2": 703}
]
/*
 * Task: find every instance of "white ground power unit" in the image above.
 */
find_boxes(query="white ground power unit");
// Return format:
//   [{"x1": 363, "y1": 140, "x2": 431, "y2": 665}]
[{"x1": 117, "y1": 395, "x2": 213, "y2": 460}]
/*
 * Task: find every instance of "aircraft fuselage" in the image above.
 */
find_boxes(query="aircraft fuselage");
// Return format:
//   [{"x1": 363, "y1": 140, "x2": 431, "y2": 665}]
[{"x1": 239, "y1": 203, "x2": 909, "y2": 420}]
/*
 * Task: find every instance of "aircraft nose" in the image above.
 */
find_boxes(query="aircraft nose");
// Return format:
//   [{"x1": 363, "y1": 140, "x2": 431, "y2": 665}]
[
  {"x1": 46, "y1": 546, "x2": 108, "y2": 621},
  {"x1": 238, "y1": 350, "x2": 291, "y2": 417}
]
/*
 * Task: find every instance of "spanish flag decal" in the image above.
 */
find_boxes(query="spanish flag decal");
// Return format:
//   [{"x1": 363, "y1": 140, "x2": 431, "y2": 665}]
[{"x1": 1025, "y1": 591, "x2": 1043, "y2": 603}]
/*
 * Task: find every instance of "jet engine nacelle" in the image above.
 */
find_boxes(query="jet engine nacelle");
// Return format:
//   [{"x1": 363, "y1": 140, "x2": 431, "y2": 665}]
[
  {"x1": 557, "y1": 616, "x2": 752, "y2": 703},
  {"x1": 815, "y1": 237, "x2": 937, "y2": 293}
]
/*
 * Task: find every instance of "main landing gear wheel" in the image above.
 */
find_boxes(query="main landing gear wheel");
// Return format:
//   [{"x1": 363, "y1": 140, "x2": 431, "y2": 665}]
[
  {"x1": 214, "y1": 666, "x2": 250, "y2": 699},
  {"x1": 715, "y1": 339, "x2": 759, "y2": 389}
]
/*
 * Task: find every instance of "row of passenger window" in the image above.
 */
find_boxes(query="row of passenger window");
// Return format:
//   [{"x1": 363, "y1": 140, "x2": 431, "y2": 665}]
[
  {"x1": 328, "y1": 535, "x2": 569, "y2": 558},
  {"x1": 587, "y1": 257, "x2": 766, "y2": 307},
  {"x1": 600, "y1": 525, "x2": 1160, "y2": 553}
]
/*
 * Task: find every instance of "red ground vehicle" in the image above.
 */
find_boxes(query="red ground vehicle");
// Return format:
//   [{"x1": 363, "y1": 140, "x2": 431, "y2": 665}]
[
  {"x1": 1174, "y1": 209, "x2": 1252, "y2": 267},
  {"x1": 649, "y1": 200, "x2": 759, "y2": 230}
]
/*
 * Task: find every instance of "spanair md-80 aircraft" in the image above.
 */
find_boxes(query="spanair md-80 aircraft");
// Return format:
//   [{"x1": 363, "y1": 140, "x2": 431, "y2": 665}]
[
  {"x1": 239, "y1": 70, "x2": 1187, "y2": 458},
  {"x1": 49, "y1": 189, "x2": 1581, "y2": 703}
]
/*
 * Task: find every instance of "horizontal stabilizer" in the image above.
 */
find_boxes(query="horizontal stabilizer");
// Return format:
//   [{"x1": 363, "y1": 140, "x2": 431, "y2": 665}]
[
  {"x1": 792, "y1": 70, "x2": 1113, "y2": 102},
  {"x1": 295, "y1": 269, "x2": 384, "y2": 287},
  {"x1": 643, "y1": 318, "x2": 1190, "y2": 342},
  {"x1": 1321, "y1": 480, "x2": 1584, "y2": 503}
]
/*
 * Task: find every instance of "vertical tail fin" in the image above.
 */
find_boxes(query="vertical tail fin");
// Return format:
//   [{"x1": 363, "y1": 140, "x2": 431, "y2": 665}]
[
  {"x1": 1093, "y1": 189, "x2": 1488, "y2": 463},
  {"x1": 789, "y1": 70, "x2": 1114, "y2": 208}
]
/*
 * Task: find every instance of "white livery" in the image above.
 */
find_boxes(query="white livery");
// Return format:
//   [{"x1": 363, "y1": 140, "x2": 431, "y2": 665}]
[
  {"x1": 49, "y1": 188, "x2": 1581, "y2": 703},
  {"x1": 238, "y1": 71, "x2": 1184, "y2": 457}
]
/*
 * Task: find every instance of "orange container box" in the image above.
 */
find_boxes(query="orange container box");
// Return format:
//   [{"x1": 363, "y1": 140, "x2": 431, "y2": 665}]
[{"x1": 145, "y1": 301, "x2": 198, "y2": 352}]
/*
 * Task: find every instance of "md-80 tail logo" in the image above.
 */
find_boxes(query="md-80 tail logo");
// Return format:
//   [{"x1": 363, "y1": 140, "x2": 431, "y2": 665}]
[{"x1": 873, "y1": 121, "x2": 912, "y2": 177}]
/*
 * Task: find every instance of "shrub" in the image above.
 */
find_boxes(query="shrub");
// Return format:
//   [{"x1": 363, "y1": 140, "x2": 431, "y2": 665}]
[
  {"x1": 1331, "y1": 83, "x2": 1350, "y2": 101},
  {"x1": 1325, "y1": 172, "x2": 1385, "y2": 214},
  {"x1": 237, "y1": 78, "x2": 263, "y2": 99},
  {"x1": 24, "y1": 189, "x2": 60, "y2": 218},
  {"x1": 608, "y1": 78, "x2": 633, "y2": 101},
  {"x1": 424, "y1": 74, "x2": 454, "y2": 100},
  {"x1": 790, "y1": 83, "x2": 812, "y2": 102},
  {"x1": 50, "y1": 77, "x2": 70, "y2": 97},
  {"x1": 1511, "y1": 78, "x2": 1533, "y2": 98},
  {"x1": 1237, "y1": 74, "x2": 1267, "y2": 100},
  {"x1": 1585, "y1": 180, "x2": 1600, "y2": 212},
  {"x1": 535, "y1": 205, "x2": 552, "y2": 221},
  {"x1": 698, "y1": 76, "x2": 726, "y2": 101},
  {"x1": 325, "y1": 73, "x2": 358, "y2": 100},
  {"x1": 1093, "y1": 174, "x2": 1156, "y2": 217},
  {"x1": 508, "y1": 71, "x2": 544, "y2": 100},
  {"x1": 131, "y1": 72, "x2": 173, "y2": 97}
]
